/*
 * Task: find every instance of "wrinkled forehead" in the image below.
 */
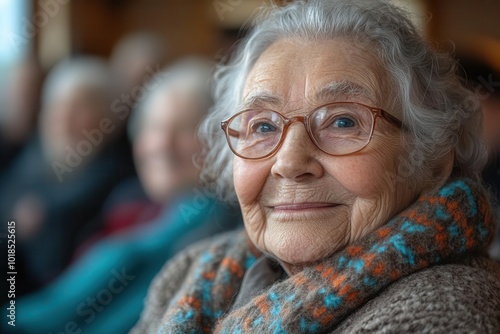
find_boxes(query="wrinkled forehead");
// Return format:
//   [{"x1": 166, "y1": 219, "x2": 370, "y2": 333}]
[{"x1": 242, "y1": 38, "x2": 388, "y2": 112}]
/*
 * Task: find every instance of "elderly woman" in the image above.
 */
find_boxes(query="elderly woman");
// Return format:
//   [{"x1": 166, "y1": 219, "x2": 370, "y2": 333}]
[{"x1": 133, "y1": 0, "x2": 500, "y2": 333}]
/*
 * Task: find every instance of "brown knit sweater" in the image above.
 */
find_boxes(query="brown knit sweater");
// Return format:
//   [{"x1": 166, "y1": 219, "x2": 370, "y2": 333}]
[{"x1": 131, "y1": 231, "x2": 500, "y2": 334}]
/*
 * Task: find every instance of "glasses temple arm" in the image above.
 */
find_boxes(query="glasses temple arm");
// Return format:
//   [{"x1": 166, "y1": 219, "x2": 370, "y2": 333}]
[
  {"x1": 379, "y1": 109, "x2": 407, "y2": 131},
  {"x1": 228, "y1": 128, "x2": 240, "y2": 138}
]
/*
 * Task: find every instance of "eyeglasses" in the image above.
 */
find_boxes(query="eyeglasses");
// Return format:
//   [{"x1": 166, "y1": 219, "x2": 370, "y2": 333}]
[{"x1": 221, "y1": 102, "x2": 403, "y2": 160}]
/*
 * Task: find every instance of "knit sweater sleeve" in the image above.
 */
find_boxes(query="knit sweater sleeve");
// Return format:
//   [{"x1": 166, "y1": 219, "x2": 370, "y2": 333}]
[
  {"x1": 129, "y1": 238, "x2": 214, "y2": 334},
  {"x1": 333, "y1": 257, "x2": 500, "y2": 334}
]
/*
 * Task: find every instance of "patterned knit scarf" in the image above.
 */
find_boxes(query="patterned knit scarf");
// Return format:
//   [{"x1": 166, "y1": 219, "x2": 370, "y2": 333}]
[{"x1": 159, "y1": 178, "x2": 494, "y2": 333}]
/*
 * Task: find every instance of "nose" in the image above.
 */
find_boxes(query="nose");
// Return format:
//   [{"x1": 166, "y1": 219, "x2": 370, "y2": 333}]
[{"x1": 271, "y1": 123, "x2": 324, "y2": 181}]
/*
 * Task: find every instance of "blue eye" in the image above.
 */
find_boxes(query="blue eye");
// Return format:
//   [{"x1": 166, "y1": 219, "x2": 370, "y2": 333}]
[
  {"x1": 333, "y1": 117, "x2": 355, "y2": 128},
  {"x1": 254, "y1": 123, "x2": 277, "y2": 133}
]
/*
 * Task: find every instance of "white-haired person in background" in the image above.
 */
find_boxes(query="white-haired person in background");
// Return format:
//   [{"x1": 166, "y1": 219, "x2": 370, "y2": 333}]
[
  {"x1": 4, "y1": 58, "x2": 242, "y2": 334},
  {"x1": 132, "y1": 0, "x2": 500, "y2": 333},
  {"x1": 0, "y1": 57, "x2": 135, "y2": 297},
  {"x1": 73, "y1": 57, "x2": 217, "y2": 254}
]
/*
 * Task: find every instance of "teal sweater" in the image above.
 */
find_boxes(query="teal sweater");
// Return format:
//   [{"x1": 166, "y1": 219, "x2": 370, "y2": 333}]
[{"x1": 3, "y1": 191, "x2": 241, "y2": 334}]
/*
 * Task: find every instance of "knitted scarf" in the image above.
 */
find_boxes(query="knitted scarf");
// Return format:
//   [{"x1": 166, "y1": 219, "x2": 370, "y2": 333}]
[{"x1": 159, "y1": 178, "x2": 494, "y2": 334}]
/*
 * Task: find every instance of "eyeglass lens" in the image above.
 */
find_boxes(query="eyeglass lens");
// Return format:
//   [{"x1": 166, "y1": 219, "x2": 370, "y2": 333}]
[{"x1": 225, "y1": 103, "x2": 375, "y2": 159}]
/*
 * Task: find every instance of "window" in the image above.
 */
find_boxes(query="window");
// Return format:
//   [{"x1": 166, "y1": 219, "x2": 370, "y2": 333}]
[{"x1": 0, "y1": 0, "x2": 30, "y2": 75}]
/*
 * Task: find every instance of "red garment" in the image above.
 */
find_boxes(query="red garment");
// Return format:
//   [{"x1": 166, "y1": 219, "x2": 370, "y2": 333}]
[{"x1": 73, "y1": 201, "x2": 162, "y2": 260}]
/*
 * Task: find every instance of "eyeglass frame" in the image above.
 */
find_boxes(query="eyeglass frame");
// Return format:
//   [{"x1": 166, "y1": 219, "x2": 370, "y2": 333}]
[{"x1": 220, "y1": 101, "x2": 404, "y2": 160}]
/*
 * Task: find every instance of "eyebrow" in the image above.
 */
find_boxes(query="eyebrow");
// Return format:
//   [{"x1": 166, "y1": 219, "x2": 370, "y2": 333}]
[
  {"x1": 316, "y1": 80, "x2": 375, "y2": 102},
  {"x1": 241, "y1": 80, "x2": 375, "y2": 110},
  {"x1": 241, "y1": 91, "x2": 283, "y2": 109}
]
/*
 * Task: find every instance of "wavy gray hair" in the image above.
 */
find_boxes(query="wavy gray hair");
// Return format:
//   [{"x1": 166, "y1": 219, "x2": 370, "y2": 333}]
[
  {"x1": 199, "y1": 0, "x2": 486, "y2": 204},
  {"x1": 41, "y1": 57, "x2": 118, "y2": 111},
  {"x1": 128, "y1": 57, "x2": 213, "y2": 140}
]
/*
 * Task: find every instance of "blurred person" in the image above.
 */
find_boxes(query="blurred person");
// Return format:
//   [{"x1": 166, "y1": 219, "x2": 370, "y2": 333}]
[
  {"x1": 0, "y1": 57, "x2": 43, "y2": 172},
  {"x1": 0, "y1": 57, "x2": 135, "y2": 296},
  {"x1": 2, "y1": 58, "x2": 242, "y2": 334},
  {"x1": 460, "y1": 57, "x2": 500, "y2": 260},
  {"x1": 105, "y1": 31, "x2": 169, "y2": 187},
  {"x1": 75, "y1": 57, "x2": 213, "y2": 254},
  {"x1": 130, "y1": 57, "x2": 211, "y2": 203}
]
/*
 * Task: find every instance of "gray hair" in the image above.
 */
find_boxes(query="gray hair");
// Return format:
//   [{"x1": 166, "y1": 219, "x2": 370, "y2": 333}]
[
  {"x1": 128, "y1": 57, "x2": 214, "y2": 140},
  {"x1": 42, "y1": 57, "x2": 119, "y2": 110},
  {"x1": 200, "y1": 0, "x2": 486, "y2": 204}
]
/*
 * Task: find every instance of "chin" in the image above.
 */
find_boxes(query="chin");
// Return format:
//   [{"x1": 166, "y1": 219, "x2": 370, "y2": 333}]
[{"x1": 266, "y1": 229, "x2": 341, "y2": 267}]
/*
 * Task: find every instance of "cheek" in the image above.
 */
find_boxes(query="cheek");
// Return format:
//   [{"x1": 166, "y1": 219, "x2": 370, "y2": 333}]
[
  {"x1": 233, "y1": 158, "x2": 273, "y2": 248},
  {"x1": 134, "y1": 134, "x2": 154, "y2": 159},
  {"x1": 337, "y1": 136, "x2": 409, "y2": 241},
  {"x1": 233, "y1": 158, "x2": 270, "y2": 205},
  {"x1": 330, "y1": 137, "x2": 402, "y2": 199},
  {"x1": 329, "y1": 156, "x2": 384, "y2": 198},
  {"x1": 77, "y1": 107, "x2": 100, "y2": 127}
]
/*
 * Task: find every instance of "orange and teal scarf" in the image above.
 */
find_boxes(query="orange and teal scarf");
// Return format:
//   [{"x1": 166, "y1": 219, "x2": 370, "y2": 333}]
[{"x1": 159, "y1": 178, "x2": 494, "y2": 333}]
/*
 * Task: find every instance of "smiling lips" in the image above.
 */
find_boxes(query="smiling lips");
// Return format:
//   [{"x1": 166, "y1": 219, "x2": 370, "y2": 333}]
[{"x1": 272, "y1": 203, "x2": 340, "y2": 210}]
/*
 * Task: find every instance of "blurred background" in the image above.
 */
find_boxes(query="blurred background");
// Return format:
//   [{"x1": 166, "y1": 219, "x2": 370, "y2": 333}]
[
  {"x1": 0, "y1": 0, "x2": 499, "y2": 73},
  {"x1": 0, "y1": 0, "x2": 499, "y2": 333},
  {"x1": 0, "y1": 0, "x2": 499, "y2": 155}
]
